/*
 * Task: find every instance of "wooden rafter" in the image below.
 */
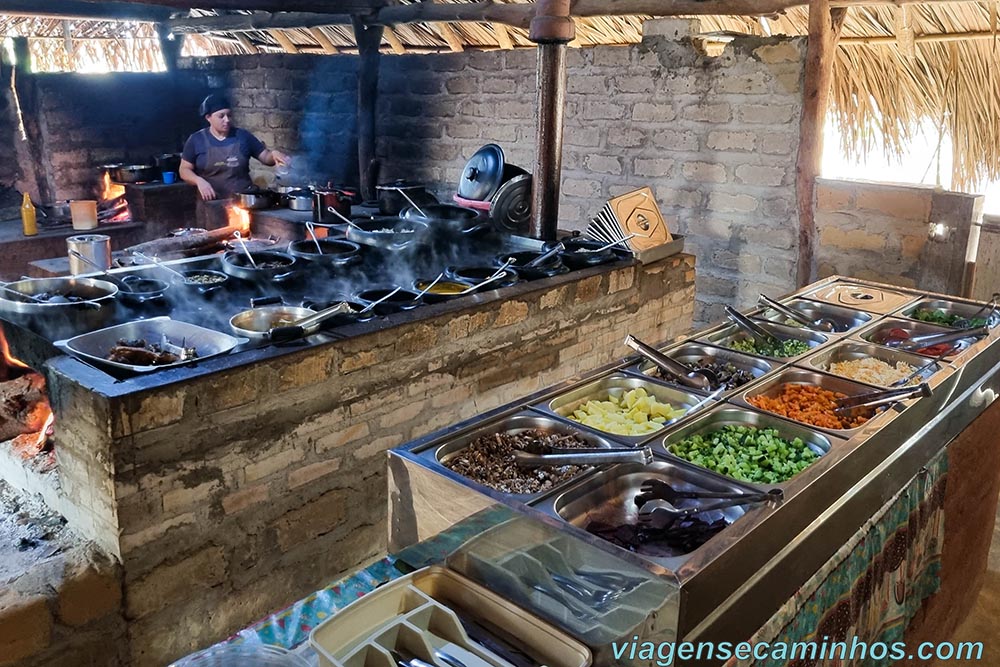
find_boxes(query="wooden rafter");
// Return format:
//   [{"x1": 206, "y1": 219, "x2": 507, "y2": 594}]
[
  {"x1": 308, "y1": 26, "x2": 339, "y2": 54},
  {"x1": 493, "y1": 22, "x2": 514, "y2": 50},
  {"x1": 234, "y1": 32, "x2": 260, "y2": 54},
  {"x1": 382, "y1": 26, "x2": 407, "y2": 54},
  {"x1": 73, "y1": 0, "x2": 383, "y2": 13},
  {"x1": 435, "y1": 22, "x2": 465, "y2": 52},
  {"x1": 269, "y1": 29, "x2": 300, "y2": 53},
  {"x1": 0, "y1": 0, "x2": 170, "y2": 22}
]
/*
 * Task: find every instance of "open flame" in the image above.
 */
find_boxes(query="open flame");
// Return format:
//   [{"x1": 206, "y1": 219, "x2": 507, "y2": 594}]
[
  {"x1": 0, "y1": 326, "x2": 54, "y2": 460},
  {"x1": 101, "y1": 172, "x2": 125, "y2": 201},
  {"x1": 228, "y1": 205, "x2": 251, "y2": 235}
]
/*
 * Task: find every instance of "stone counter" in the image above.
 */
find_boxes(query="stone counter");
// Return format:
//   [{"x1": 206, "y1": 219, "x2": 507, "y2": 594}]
[{"x1": 4, "y1": 253, "x2": 695, "y2": 666}]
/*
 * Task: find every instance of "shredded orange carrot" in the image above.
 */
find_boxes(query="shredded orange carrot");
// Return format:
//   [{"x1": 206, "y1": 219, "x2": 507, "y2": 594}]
[{"x1": 747, "y1": 383, "x2": 871, "y2": 430}]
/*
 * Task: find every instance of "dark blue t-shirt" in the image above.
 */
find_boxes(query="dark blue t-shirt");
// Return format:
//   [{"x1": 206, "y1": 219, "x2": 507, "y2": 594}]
[{"x1": 181, "y1": 128, "x2": 266, "y2": 196}]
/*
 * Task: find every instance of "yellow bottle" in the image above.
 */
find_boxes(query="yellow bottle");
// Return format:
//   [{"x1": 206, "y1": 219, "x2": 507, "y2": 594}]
[{"x1": 20, "y1": 192, "x2": 37, "y2": 236}]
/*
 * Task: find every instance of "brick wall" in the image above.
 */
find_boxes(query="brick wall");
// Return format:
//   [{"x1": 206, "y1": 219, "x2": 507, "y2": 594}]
[
  {"x1": 32, "y1": 256, "x2": 695, "y2": 666},
  {"x1": 815, "y1": 178, "x2": 981, "y2": 294}
]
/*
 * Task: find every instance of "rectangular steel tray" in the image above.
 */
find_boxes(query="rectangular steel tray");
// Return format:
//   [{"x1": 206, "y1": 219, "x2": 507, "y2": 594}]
[
  {"x1": 417, "y1": 411, "x2": 619, "y2": 503},
  {"x1": 751, "y1": 298, "x2": 873, "y2": 334},
  {"x1": 625, "y1": 342, "x2": 778, "y2": 399},
  {"x1": 800, "y1": 281, "x2": 921, "y2": 314},
  {"x1": 653, "y1": 406, "x2": 836, "y2": 488},
  {"x1": 532, "y1": 373, "x2": 710, "y2": 446},
  {"x1": 730, "y1": 367, "x2": 893, "y2": 438},
  {"x1": 536, "y1": 458, "x2": 761, "y2": 570},
  {"x1": 53, "y1": 316, "x2": 247, "y2": 374},
  {"x1": 696, "y1": 320, "x2": 828, "y2": 362},
  {"x1": 855, "y1": 317, "x2": 985, "y2": 360},
  {"x1": 897, "y1": 298, "x2": 1000, "y2": 329},
  {"x1": 800, "y1": 341, "x2": 947, "y2": 388}
]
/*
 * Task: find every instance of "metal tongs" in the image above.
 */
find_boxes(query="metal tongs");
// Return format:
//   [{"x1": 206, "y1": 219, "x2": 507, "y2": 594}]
[
  {"x1": 623, "y1": 334, "x2": 716, "y2": 390},
  {"x1": 635, "y1": 479, "x2": 783, "y2": 506},
  {"x1": 267, "y1": 301, "x2": 357, "y2": 342},
  {"x1": 513, "y1": 444, "x2": 653, "y2": 468},
  {"x1": 894, "y1": 325, "x2": 989, "y2": 352},
  {"x1": 953, "y1": 292, "x2": 999, "y2": 328},
  {"x1": 637, "y1": 491, "x2": 776, "y2": 530},
  {"x1": 832, "y1": 382, "x2": 932, "y2": 414},
  {"x1": 724, "y1": 305, "x2": 784, "y2": 346},
  {"x1": 522, "y1": 242, "x2": 565, "y2": 269},
  {"x1": 757, "y1": 294, "x2": 836, "y2": 332}
]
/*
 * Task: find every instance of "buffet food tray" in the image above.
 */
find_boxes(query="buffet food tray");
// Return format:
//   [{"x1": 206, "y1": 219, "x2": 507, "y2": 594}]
[
  {"x1": 624, "y1": 341, "x2": 779, "y2": 400},
  {"x1": 530, "y1": 372, "x2": 712, "y2": 446},
  {"x1": 799, "y1": 340, "x2": 949, "y2": 388},
  {"x1": 729, "y1": 367, "x2": 898, "y2": 438},
  {"x1": 750, "y1": 297, "x2": 873, "y2": 335},
  {"x1": 854, "y1": 316, "x2": 986, "y2": 360},
  {"x1": 896, "y1": 297, "x2": 1000, "y2": 329},
  {"x1": 696, "y1": 320, "x2": 829, "y2": 362}
]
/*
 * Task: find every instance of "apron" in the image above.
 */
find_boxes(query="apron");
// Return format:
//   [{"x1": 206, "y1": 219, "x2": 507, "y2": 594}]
[{"x1": 200, "y1": 134, "x2": 253, "y2": 198}]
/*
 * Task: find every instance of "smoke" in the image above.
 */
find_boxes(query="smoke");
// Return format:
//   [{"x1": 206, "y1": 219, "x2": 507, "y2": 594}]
[{"x1": 291, "y1": 60, "x2": 360, "y2": 189}]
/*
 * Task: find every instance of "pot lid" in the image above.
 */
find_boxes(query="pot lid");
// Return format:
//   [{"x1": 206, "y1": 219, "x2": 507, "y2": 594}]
[
  {"x1": 376, "y1": 180, "x2": 422, "y2": 191},
  {"x1": 459, "y1": 143, "x2": 506, "y2": 201},
  {"x1": 490, "y1": 173, "x2": 532, "y2": 235}
]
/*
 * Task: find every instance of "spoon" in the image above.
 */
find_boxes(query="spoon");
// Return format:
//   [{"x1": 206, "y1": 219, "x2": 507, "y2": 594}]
[
  {"x1": 579, "y1": 233, "x2": 637, "y2": 253},
  {"x1": 458, "y1": 259, "x2": 514, "y2": 294},
  {"x1": 358, "y1": 286, "x2": 403, "y2": 314},
  {"x1": 1, "y1": 283, "x2": 49, "y2": 304},
  {"x1": 725, "y1": 305, "x2": 782, "y2": 347},
  {"x1": 69, "y1": 250, "x2": 136, "y2": 292},
  {"x1": 131, "y1": 251, "x2": 189, "y2": 281},
  {"x1": 522, "y1": 242, "x2": 564, "y2": 269},
  {"x1": 414, "y1": 272, "x2": 444, "y2": 300},
  {"x1": 232, "y1": 230, "x2": 257, "y2": 268},
  {"x1": 623, "y1": 334, "x2": 715, "y2": 390},
  {"x1": 758, "y1": 294, "x2": 836, "y2": 332},
  {"x1": 305, "y1": 222, "x2": 323, "y2": 255}
]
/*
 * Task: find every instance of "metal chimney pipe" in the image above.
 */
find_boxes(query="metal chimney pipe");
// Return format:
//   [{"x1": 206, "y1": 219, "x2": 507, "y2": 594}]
[{"x1": 528, "y1": 0, "x2": 575, "y2": 242}]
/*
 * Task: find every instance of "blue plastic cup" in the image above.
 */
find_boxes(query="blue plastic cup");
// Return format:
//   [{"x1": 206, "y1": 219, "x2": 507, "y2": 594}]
[{"x1": 163, "y1": 171, "x2": 177, "y2": 184}]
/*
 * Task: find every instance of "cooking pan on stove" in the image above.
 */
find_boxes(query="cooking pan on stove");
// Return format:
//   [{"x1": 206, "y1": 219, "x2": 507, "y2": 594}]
[
  {"x1": 400, "y1": 204, "x2": 490, "y2": 236},
  {"x1": 221, "y1": 250, "x2": 300, "y2": 283},
  {"x1": 286, "y1": 238, "x2": 361, "y2": 269},
  {"x1": 346, "y1": 218, "x2": 429, "y2": 250}
]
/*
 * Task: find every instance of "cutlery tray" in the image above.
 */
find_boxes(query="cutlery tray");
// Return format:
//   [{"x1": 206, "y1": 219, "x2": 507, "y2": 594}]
[{"x1": 310, "y1": 565, "x2": 590, "y2": 667}]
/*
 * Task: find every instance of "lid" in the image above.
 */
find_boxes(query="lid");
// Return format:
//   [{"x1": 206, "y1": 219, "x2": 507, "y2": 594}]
[
  {"x1": 459, "y1": 143, "x2": 506, "y2": 201},
  {"x1": 490, "y1": 174, "x2": 532, "y2": 235}
]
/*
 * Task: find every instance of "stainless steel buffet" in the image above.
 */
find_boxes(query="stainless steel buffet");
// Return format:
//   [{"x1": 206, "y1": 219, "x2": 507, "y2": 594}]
[{"x1": 388, "y1": 276, "x2": 1000, "y2": 663}]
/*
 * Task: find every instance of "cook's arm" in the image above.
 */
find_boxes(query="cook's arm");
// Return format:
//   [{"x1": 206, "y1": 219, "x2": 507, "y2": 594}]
[
  {"x1": 180, "y1": 159, "x2": 216, "y2": 201},
  {"x1": 258, "y1": 149, "x2": 290, "y2": 167}
]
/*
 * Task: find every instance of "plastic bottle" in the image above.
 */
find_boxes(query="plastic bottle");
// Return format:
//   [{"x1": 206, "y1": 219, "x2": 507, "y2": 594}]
[{"x1": 20, "y1": 192, "x2": 37, "y2": 236}]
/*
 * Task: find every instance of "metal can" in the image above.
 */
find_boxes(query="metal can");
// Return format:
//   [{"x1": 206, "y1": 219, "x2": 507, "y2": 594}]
[{"x1": 67, "y1": 234, "x2": 111, "y2": 275}]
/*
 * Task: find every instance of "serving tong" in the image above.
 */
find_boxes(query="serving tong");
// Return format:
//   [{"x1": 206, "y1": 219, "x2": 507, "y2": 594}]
[
  {"x1": 634, "y1": 480, "x2": 781, "y2": 529},
  {"x1": 518, "y1": 243, "x2": 564, "y2": 270},
  {"x1": 832, "y1": 382, "x2": 932, "y2": 414},
  {"x1": 513, "y1": 444, "x2": 653, "y2": 468},
  {"x1": 890, "y1": 325, "x2": 989, "y2": 352},
  {"x1": 951, "y1": 292, "x2": 999, "y2": 328},
  {"x1": 623, "y1": 333, "x2": 716, "y2": 390},
  {"x1": 889, "y1": 348, "x2": 950, "y2": 387},
  {"x1": 635, "y1": 479, "x2": 783, "y2": 506},
  {"x1": 724, "y1": 305, "x2": 785, "y2": 346},
  {"x1": 757, "y1": 294, "x2": 837, "y2": 332}
]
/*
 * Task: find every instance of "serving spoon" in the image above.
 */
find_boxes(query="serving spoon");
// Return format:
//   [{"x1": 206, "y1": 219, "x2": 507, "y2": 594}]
[
  {"x1": 131, "y1": 251, "x2": 189, "y2": 281},
  {"x1": 232, "y1": 230, "x2": 258, "y2": 268},
  {"x1": 69, "y1": 250, "x2": 138, "y2": 293},
  {"x1": 758, "y1": 294, "x2": 836, "y2": 333},
  {"x1": 304, "y1": 222, "x2": 323, "y2": 255},
  {"x1": 623, "y1": 333, "x2": 716, "y2": 390}
]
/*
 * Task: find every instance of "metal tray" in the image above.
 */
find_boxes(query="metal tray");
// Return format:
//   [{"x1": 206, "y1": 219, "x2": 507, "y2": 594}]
[
  {"x1": 654, "y1": 406, "x2": 835, "y2": 488},
  {"x1": 751, "y1": 298, "x2": 873, "y2": 334},
  {"x1": 420, "y1": 411, "x2": 618, "y2": 503},
  {"x1": 625, "y1": 342, "x2": 777, "y2": 398},
  {"x1": 800, "y1": 341, "x2": 946, "y2": 388},
  {"x1": 696, "y1": 320, "x2": 828, "y2": 362},
  {"x1": 54, "y1": 316, "x2": 247, "y2": 374},
  {"x1": 898, "y1": 298, "x2": 1000, "y2": 329},
  {"x1": 533, "y1": 373, "x2": 709, "y2": 445},
  {"x1": 731, "y1": 367, "x2": 892, "y2": 437},
  {"x1": 536, "y1": 458, "x2": 760, "y2": 568},
  {"x1": 800, "y1": 281, "x2": 921, "y2": 314},
  {"x1": 856, "y1": 317, "x2": 984, "y2": 360}
]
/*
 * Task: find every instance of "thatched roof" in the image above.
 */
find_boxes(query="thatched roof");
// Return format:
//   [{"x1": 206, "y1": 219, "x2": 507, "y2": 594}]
[{"x1": 2, "y1": 2, "x2": 998, "y2": 188}]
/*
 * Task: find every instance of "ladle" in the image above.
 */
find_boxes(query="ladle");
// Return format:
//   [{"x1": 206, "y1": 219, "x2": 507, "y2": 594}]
[
  {"x1": 623, "y1": 334, "x2": 715, "y2": 390},
  {"x1": 358, "y1": 286, "x2": 403, "y2": 314},
  {"x1": 833, "y1": 382, "x2": 932, "y2": 413},
  {"x1": 724, "y1": 305, "x2": 782, "y2": 346},
  {"x1": 637, "y1": 493, "x2": 773, "y2": 530},
  {"x1": 458, "y1": 259, "x2": 514, "y2": 295},
  {"x1": 522, "y1": 242, "x2": 565, "y2": 269},
  {"x1": 414, "y1": 272, "x2": 444, "y2": 300},
  {"x1": 758, "y1": 294, "x2": 836, "y2": 333},
  {"x1": 69, "y1": 250, "x2": 135, "y2": 293},
  {"x1": 131, "y1": 251, "x2": 188, "y2": 281},
  {"x1": 1, "y1": 283, "x2": 49, "y2": 304},
  {"x1": 323, "y1": 204, "x2": 363, "y2": 230},
  {"x1": 305, "y1": 222, "x2": 323, "y2": 255},
  {"x1": 232, "y1": 230, "x2": 257, "y2": 268},
  {"x1": 385, "y1": 185, "x2": 427, "y2": 218}
]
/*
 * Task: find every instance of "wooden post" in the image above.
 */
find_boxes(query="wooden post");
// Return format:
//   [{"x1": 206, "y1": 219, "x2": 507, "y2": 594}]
[
  {"x1": 157, "y1": 22, "x2": 182, "y2": 71},
  {"x1": 795, "y1": 0, "x2": 847, "y2": 287},
  {"x1": 352, "y1": 17, "x2": 384, "y2": 201},
  {"x1": 8, "y1": 37, "x2": 52, "y2": 204}
]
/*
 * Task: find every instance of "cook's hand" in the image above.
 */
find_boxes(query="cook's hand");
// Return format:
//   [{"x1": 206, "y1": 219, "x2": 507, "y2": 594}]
[
  {"x1": 272, "y1": 150, "x2": 291, "y2": 166},
  {"x1": 196, "y1": 178, "x2": 216, "y2": 201}
]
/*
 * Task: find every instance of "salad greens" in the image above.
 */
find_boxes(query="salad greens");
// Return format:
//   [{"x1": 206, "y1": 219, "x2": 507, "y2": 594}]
[
  {"x1": 726, "y1": 337, "x2": 810, "y2": 358},
  {"x1": 912, "y1": 308, "x2": 986, "y2": 328},
  {"x1": 668, "y1": 425, "x2": 818, "y2": 484}
]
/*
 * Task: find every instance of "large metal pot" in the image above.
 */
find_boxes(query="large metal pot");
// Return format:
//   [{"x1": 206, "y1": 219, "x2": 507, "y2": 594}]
[
  {"x1": 110, "y1": 164, "x2": 158, "y2": 183},
  {"x1": 400, "y1": 204, "x2": 488, "y2": 236},
  {"x1": 0, "y1": 276, "x2": 119, "y2": 337},
  {"x1": 221, "y1": 250, "x2": 300, "y2": 283},
  {"x1": 376, "y1": 180, "x2": 437, "y2": 216},
  {"x1": 345, "y1": 217, "x2": 429, "y2": 250},
  {"x1": 233, "y1": 187, "x2": 278, "y2": 210},
  {"x1": 229, "y1": 305, "x2": 316, "y2": 341},
  {"x1": 287, "y1": 238, "x2": 361, "y2": 268},
  {"x1": 285, "y1": 189, "x2": 314, "y2": 212},
  {"x1": 312, "y1": 187, "x2": 356, "y2": 223}
]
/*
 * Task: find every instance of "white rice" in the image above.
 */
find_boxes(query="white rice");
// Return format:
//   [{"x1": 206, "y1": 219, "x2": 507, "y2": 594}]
[{"x1": 827, "y1": 357, "x2": 918, "y2": 386}]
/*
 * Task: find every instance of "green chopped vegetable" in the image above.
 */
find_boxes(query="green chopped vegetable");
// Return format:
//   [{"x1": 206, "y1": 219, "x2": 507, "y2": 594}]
[
  {"x1": 912, "y1": 308, "x2": 986, "y2": 328},
  {"x1": 667, "y1": 425, "x2": 819, "y2": 483},
  {"x1": 726, "y1": 337, "x2": 810, "y2": 358}
]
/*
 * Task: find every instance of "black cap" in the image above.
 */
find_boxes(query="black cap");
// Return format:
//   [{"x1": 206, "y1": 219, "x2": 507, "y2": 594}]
[{"x1": 199, "y1": 94, "x2": 231, "y2": 117}]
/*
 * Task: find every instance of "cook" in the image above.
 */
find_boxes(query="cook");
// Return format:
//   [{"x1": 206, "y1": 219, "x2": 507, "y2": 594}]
[{"x1": 179, "y1": 94, "x2": 290, "y2": 201}]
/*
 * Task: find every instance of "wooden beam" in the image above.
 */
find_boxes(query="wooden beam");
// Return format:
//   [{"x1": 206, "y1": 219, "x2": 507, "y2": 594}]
[
  {"x1": 269, "y1": 29, "x2": 300, "y2": 53},
  {"x1": 0, "y1": 0, "x2": 170, "y2": 22},
  {"x1": 840, "y1": 30, "x2": 1000, "y2": 44},
  {"x1": 308, "y1": 26, "x2": 339, "y2": 54},
  {"x1": 796, "y1": 1, "x2": 848, "y2": 287},
  {"x1": 382, "y1": 26, "x2": 406, "y2": 54},
  {"x1": 493, "y1": 22, "x2": 514, "y2": 50},
  {"x1": 168, "y1": 12, "x2": 351, "y2": 34},
  {"x1": 234, "y1": 32, "x2": 260, "y2": 54},
  {"x1": 435, "y1": 22, "x2": 465, "y2": 52},
  {"x1": 74, "y1": 0, "x2": 383, "y2": 13},
  {"x1": 353, "y1": 16, "x2": 383, "y2": 201}
]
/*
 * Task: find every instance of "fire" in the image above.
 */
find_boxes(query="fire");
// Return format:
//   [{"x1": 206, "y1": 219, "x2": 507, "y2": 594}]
[
  {"x1": 0, "y1": 326, "x2": 54, "y2": 459},
  {"x1": 228, "y1": 205, "x2": 251, "y2": 234},
  {"x1": 101, "y1": 172, "x2": 125, "y2": 201},
  {"x1": 0, "y1": 326, "x2": 28, "y2": 371}
]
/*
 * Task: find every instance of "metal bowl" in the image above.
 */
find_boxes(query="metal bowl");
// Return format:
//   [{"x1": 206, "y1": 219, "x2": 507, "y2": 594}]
[
  {"x1": 803, "y1": 341, "x2": 946, "y2": 388},
  {"x1": 752, "y1": 298, "x2": 872, "y2": 334},
  {"x1": 229, "y1": 305, "x2": 315, "y2": 341},
  {"x1": 557, "y1": 238, "x2": 618, "y2": 269},
  {"x1": 286, "y1": 239, "x2": 361, "y2": 267},
  {"x1": 899, "y1": 298, "x2": 1000, "y2": 329},
  {"x1": 221, "y1": 251, "x2": 299, "y2": 283},
  {"x1": 355, "y1": 287, "x2": 422, "y2": 315},
  {"x1": 698, "y1": 321, "x2": 827, "y2": 361},
  {"x1": 345, "y1": 218, "x2": 429, "y2": 250},
  {"x1": 117, "y1": 277, "x2": 170, "y2": 306}
]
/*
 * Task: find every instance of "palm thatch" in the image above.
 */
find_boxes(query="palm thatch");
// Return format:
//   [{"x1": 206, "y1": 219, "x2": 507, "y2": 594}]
[{"x1": 0, "y1": 16, "x2": 165, "y2": 71}]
